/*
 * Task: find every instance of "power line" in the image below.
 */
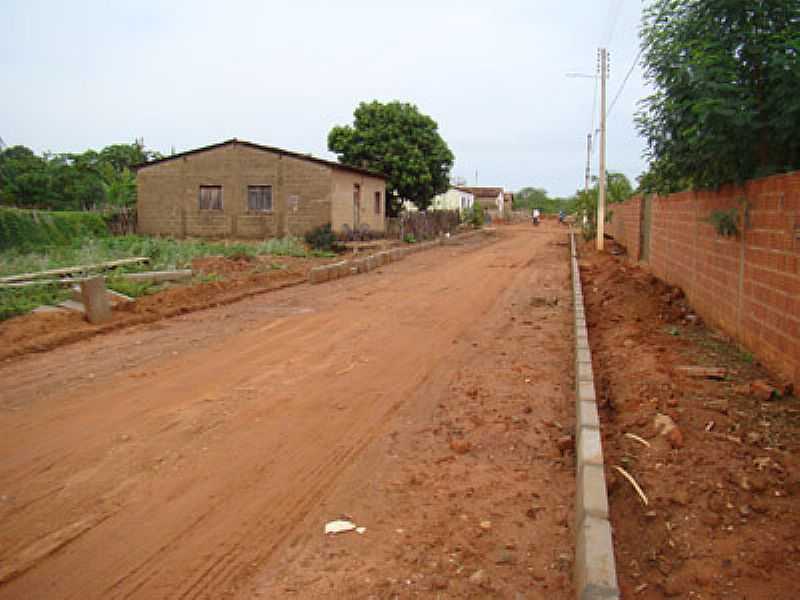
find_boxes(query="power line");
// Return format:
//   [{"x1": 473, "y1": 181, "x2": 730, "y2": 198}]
[{"x1": 607, "y1": 46, "x2": 643, "y2": 117}]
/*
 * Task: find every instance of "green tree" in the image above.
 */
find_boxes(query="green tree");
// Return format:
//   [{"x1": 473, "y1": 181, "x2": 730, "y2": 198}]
[
  {"x1": 606, "y1": 172, "x2": 634, "y2": 204},
  {"x1": 0, "y1": 146, "x2": 53, "y2": 208},
  {"x1": 637, "y1": 0, "x2": 800, "y2": 193},
  {"x1": 513, "y1": 186, "x2": 579, "y2": 214},
  {"x1": 0, "y1": 141, "x2": 158, "y2": 211},
  {"x1": 328, "y1": 101, "x2": 454, "y2": 214},
  {"x1": 572, "y1": 171, "x2": 633, "y2": 238}
]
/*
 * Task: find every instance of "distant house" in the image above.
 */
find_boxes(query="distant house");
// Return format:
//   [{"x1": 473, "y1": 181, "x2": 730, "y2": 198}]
[
  {"x1": 460, "y1": 187, "x2": 505, "y2": 213},
  {"x1": 430, "y1": 187, "x2": 475, "y2": 212},
  {"x1": 135, "y1": 139, "x2": 387, "y2": 239},
  {"x1": 503, "y1": 191, "x2": 514, "y2": 208}
]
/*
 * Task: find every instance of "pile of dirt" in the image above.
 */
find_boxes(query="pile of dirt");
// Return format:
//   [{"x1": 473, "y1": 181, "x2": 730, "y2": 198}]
[
  {"x1": 580, "y1": 247, "x2": 800, "y2": 599},
  {"x1": 0, "y1": 255, "x2": 331, "y2": 362}
]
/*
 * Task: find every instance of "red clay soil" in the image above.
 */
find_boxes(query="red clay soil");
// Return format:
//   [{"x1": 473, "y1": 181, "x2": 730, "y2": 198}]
[
  {"x1": 0, "y1": 255, "x2": 330, "y2": 362},
  {"x1": 579, "y1": 245, "x2": 800, "y2": 599},
  {"x1": 0, "y1": 223, "x2": 576, "y2": 600}
]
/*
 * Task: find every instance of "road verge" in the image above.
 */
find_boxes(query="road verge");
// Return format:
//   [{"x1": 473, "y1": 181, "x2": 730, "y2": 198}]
[{"x1": 571, "y1": 232, "x2": 620, "y2": 599}]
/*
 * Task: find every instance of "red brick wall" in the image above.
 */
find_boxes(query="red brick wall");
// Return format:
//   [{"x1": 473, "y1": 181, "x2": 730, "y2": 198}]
[
  {"x1": 607, "y1": 197, "x2": 642, "y2": 261},
  {"x1": 608, "y1": 171, "x2": 800, "y2": 389}
]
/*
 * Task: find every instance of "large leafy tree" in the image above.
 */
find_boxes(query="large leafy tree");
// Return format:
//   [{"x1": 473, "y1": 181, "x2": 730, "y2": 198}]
[
  {"x1": 0, "y1": 141, "x2": 159, "y2": 210},
  {"x1": 328, "y1": 101, "x2": 454, "y2": 213},
  {"x1": 0, "y1": 146, "x2": 53, "y2": 208},
  {"x1": 637, "y1": 0, "x2": 800, "y2": 193}
]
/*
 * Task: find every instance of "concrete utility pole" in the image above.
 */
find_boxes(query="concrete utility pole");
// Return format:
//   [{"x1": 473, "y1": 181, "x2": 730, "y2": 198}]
[
  {"x1": 584, "y1": 132, "x2": 592, "y2": 194},
  {"x1": 597, "y1": 48, "x2": 608, "y2": 251}
]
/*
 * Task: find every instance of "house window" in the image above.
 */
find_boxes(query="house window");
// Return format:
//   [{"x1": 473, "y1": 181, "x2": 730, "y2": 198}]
[
  {"x1": 199, "y1": 185, "x2": 223, "y2": 210},
  {"x1": 374, "y1": 191, "x2": 382, "y2": 215},
  {"x1": 248, "y1": 185, "x2": 273, "y2": 212}
]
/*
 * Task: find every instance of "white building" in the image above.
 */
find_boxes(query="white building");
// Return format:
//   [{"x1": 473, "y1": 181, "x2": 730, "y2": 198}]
[{"x1": 430, "y1": 187, "x2": 475, "y2": 212}]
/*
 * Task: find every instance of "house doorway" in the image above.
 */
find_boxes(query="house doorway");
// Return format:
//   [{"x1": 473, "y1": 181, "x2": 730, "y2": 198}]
[{"x1": 353, "y1": 183, "x2": 361, "y2": 228}]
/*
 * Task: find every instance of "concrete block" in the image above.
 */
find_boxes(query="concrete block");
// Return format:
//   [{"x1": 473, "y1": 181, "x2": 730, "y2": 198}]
[
  {"x1": 308, "y1": 267, "x2": 329, "y2": 284},
  {"x1": 577, "y1": 464, "x2": 610, "y2": 526},
  {"x1": 58, "y1": 299, "x2": 85, "y2": 314},
  {"x1": 577, "y1": 426, "x2": 604, "y2": 467},
  {"x1": 576, "y1": 332, "x2": 589, "y2": 347},
  {"x1": 576, "y1": 347, "x2": 592, "y2": 365},
  {"x1": 80, "y1": 276, "x2": 112, "y2": 324},
  {"x1": 575, "y1": 318, "x2": 587, "y2": 334},
  {"x1": 577, "y1": 380, "x2": 597, "y2": 404},
  {"x1": 577, "y1": 360, "x2": 594, "y2": 383},
  {"x1": 577, "y1": 399, "x2": 600, "y2": 430},
  {"x1": 366, "y1": 256, "x2": 378, "y2": 271},
  {"x1": 575, "y1": 516, "x2": 619, "y2": 600}
]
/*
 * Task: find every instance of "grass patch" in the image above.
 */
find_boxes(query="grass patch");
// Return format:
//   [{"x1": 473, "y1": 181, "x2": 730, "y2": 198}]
[
  {"x1": 0, "y1": 235, "x2": 310, "y2": 278},
  {"x1": 105, "y1": 277, "x2": 161, "y2": 298},
  {"x1": 0, "y1": 285, "x2": 71, "y2": 320},
  {"x1": 0, "y1": 235, "x2": 311, "y2": 320}
]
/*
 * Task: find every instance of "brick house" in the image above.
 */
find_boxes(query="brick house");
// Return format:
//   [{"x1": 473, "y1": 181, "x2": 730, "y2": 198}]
[{"x1": 135, "y1": 139, "x2": 387, "y2": 239}]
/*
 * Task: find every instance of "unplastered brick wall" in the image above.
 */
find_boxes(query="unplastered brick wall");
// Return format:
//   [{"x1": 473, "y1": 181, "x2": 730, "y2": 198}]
[
  {"x1": 608, "y1": 171, "x2": 800, "y2": 389},
  {"x1": 607, "y1": 196, "x2": 642, "y2": 261}
]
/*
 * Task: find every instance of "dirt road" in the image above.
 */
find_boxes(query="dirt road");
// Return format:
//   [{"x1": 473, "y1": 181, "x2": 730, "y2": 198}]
[{"x1": 0, "y1": 223, "x2": 576, "y2": 599}]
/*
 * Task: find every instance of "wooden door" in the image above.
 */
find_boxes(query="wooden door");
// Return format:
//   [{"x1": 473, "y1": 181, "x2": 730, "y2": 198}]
[{"x1": 353, "y1": 183, "x2": 361, "y2": 228}]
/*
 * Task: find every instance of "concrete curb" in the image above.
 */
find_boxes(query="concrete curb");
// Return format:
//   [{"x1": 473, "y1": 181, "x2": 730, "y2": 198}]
[
  {"x1": 307, "y1": 229, "x2": 487, "y2": 284},
  {"x1": 570, "y1": 232, "x2": 620, "y2": 600}
]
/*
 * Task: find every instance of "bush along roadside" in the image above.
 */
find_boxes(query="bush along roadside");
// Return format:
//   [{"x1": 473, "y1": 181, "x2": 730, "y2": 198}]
[{"x1": 0, "y1": 207, "x2": 109, "y2": 252}]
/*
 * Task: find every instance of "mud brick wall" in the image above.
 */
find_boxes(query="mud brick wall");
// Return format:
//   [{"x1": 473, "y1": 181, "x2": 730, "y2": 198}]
[
  {"x1": 137, "y1": 143, "x2": 342, "y2": 239},
  {"x1": 608, "y1": 171, "x2": 800, "y2": 389}
]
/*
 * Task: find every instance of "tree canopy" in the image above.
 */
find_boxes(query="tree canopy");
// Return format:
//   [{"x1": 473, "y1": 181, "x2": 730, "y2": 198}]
[
  {"x1": 0, "y1": 140, "x2": 159, "y2": 211},
  {"x1": 513, "y1": 187, "x2": 574, "y2": 214},
  {"x1": 637, "y1": 0, "x2": 800, "y2": 193},
  {"x1": 328, "y1": 101, "x2": 454, "y2": 213}
]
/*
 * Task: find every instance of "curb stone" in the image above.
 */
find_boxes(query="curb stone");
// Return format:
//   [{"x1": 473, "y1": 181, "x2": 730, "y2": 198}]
[{"x1": 570, "y1": 232, "x2": 620, "y2": 600}]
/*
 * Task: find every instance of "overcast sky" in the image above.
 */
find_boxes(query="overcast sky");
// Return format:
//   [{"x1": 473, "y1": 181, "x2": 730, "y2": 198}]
[{"x1": 1, "y1": 0, "x2": 650, "y2": 198}]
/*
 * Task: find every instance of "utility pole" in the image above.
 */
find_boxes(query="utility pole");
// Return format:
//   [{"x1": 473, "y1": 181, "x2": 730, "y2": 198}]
[
  {"x1": 597, "y1": 47, "x2": 608, "y2": 251},
  {"x1": 584, "y1": 132, "x2": 592, "y2": 194}
]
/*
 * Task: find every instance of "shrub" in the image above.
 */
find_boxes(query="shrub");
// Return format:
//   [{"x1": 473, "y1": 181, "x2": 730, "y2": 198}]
[
  {"x1": 403, "y1": 233, "x2": 416, "y2": 244},
  {"x1": 709, "y1": 209, "x2": 739, "y2": 237},
  {"x1": 305, "y1": 223, "x2": 337, "y2": 251},
  {"x1": 468, "y1": 203, "x2": 484, "y2": 228}
]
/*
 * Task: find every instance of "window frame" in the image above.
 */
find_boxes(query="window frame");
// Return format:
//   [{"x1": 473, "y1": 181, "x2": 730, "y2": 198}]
[
  {"x1": 247, "y1": 184, "x2": 274, "y2": 213},
  {"x1": 198, "y1": 185, "x2": 224, "y2": 211},
  {"x1": 374, "y1": 190, "x2": 382, "y2": 215}
]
